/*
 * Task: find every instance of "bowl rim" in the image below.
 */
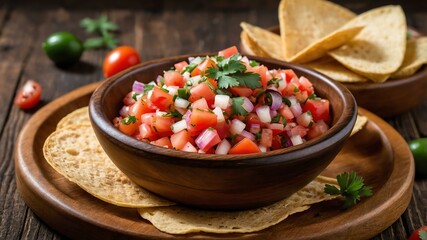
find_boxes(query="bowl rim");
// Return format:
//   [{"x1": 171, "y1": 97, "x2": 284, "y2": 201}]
[{"x1": 89, "y1": 53, "x2": 357, "y2": 164}]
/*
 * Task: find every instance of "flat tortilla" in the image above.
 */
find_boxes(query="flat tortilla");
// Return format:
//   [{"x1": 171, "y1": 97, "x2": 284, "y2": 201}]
[
  {"x1": 43, "y1": 124, "x2": 174, "y2": 208},
  {"x1": 138, "y1": 176, "x2": 338, "y2": 234}
]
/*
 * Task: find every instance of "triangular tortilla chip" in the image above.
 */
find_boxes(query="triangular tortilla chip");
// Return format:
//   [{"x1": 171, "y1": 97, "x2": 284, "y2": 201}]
[
  {"x1": 279, "y1": 0, "x2": 356, "y2": 61},
  {"x1": 391, "y1": 37, "x2": 427, "y2": 79},
  {"x1": 304, "y1": 56, "x2": 367, "y2": 82},
  {"x1": 240, "y1": 22, "x2": 285, "y2": 60},
  {"x1": 328, "y1": 5, "x2": 407, "y2": 82}
]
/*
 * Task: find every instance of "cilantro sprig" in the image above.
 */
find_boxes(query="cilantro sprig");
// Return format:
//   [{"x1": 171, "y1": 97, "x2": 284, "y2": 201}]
[
  {"x1": 80, "y1": 15, "x2": 119, "y2": 49},
  {"x1": 324, "y1": 171, "x2": 373, "y2": 209},
  {"x1": 121, "y1": 115, "x2": 137, "y2": 125},
  {"x1": 206, "y1": 54, "x2": 261, "y2": 89}
]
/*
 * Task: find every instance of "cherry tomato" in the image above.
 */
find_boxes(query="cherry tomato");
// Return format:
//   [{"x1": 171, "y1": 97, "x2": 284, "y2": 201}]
[
  {"x1": 103, "y1": 46, "x2": 141, "y2": 77},
  {"x1": 408, "y1": 226, "x2": 427, "y2": 240},
  {"x1": 14, "y1": 80, "x2": 42, "y2": 109},
  {"x1": 409, "y1": 138, "x2": 427, "y2": 178}
]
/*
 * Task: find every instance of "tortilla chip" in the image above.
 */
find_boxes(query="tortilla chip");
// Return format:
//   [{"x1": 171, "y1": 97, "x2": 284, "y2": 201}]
[
  {"x1": 57, "y1": 106, "x2": 90, "y2": 129},
  {"x1": 43, "y1": 124, "x2": 174, "y2": 208},
  {"x1": 240, "y1": 22, "x2": 285, "y2": 60},
  {"x1": 391, "y1": 37, "x2": 427, "y2": 79},
  {"x1": 304, "y1": 56, "x2": 367, "y2": 82},
  {"x1": 328, "y1": 5, "x2": 407, "y2": 82},
  {"x1": 138, "y1": 176, "x2": 338, "y2": 234},
  {"x1": 279, "y1": 0, "x2": 356, "y2": 61},
  {"x1": 350, "y1": 115, "x2": 368, "y2": 136},
  {"x1": 290, "y1": 25, "x2": 364, "y2": 64},
  {"x1": 240, "y1": 30, "x2": 270, "y2": 58}
]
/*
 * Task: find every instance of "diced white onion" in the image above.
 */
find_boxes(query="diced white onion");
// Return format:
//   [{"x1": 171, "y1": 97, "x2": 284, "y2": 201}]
[
  {"x1": 182, "y1": 71, "x2": 190, "y2": 82},
  {"x1": 259, "y1": 145, "x2": 267, "y2": 152},
  {"x1": 230, "y1": 119, "x2": 246, "y2": 135},
  {"x1": 239, "y1": 130, "x2": 255, "y2": 141},
  {"x1": 132, "y1": 81, "x2": 144, "y2": 94},
  {"x1": 242, "y1": 97, "x2": 254, "y2": 113},
  {"x1": 288, "y1": 96, "x2": 302, "y2": 117},
  {"x1": 119, "y1": 105, "x2": 129, "y2": 117},
  {"x1": 215, "y1": 139, "x2": 231, "y2": 155},
  {"x1": 214, "y1": 95, "x2": 231, "y2": 109},
  {"x1": 156, "y1": 110, "x2": 168, "y2": 116},
  {"x1": 256, "y1": 105, "x2": 271, "y2": 123},
  {"x1": 212, "y1": 106, "x2": 225, "y2": 122},
  {"x1": 171, "y1": 119, "x2": 187, "y2": 133},
  {"x1": 165, "y1": 86, "x2": 178, "y2": 96},
  {"x1": 174, "y1": 97, "x2": 190, "y2": 109},
  {"x1": 189, "y1": 75, "x2": 202, "y2": 86},
  {"x1": 290, "y1": 135, "x2": 303, "y2": 146}
]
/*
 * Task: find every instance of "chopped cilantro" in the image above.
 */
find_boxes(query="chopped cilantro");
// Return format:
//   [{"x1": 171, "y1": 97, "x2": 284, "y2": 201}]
[
  {"x1": 324, "y1": 171, "x2": 373, "y2": 209},
  {"x1": 249, "y1": 59, "x2": 260, "y2": 67},
  {"x1": 132, "y1": 93, "x2": 139, "y2": 101},
  {"x1": 143, "y1": 84, "x2": 154, "y2": 95},
  {"x1": 293, "y1": 87, "x2": 299, "y2": 93},
  {"x1": 271, "y1": 115, "x2": 281, "y2": 123},
  {"x1": 308, "y1": 93, "x2": 319, "y2": 100},
  {"x1": 282, "y1": 97, "x2": 291, "y2": 107},
  {"x1": 231, "y1": 97, "x2": 248, "y2": 116},
  {"x1": 206, "y1": 54, "x2": 261, "y2": 89},
  {"x1": 255, "y1": 132, "x2": 262, "y2": 140},
  {"x1": 177, "y1": 87, "x2": 190, "y2": 99},
  {"x1": 215, "y1": 88, "x2": 232, "y2": 97},
  {"x1": 121, "y1": 115, "x2": 137, "y2": 125},
  {"x1": 163, "y1": 109, "x2": 183, "y2": 118}
]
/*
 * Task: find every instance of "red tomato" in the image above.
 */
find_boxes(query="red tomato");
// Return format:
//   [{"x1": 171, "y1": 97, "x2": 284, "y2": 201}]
[
  {"x1": 189, "y1": 82, "x2": 216, "y2": 106},
  {"x1": 103, "y1": 46, "x2": 141, "y2": 77},
  {"x1": 307, "y1": 120, "x2": 329, "y2": 140},
  {"x1": 150, "y1": 87, "x2": 173, "y2": 111},
  {"x1": 229, "y1": 87, "x2": 253, "y2": 97},
  {"x1": 191, "y1": 59, "x2": 217, "y2": 77},
  {"x1": 229, "y1": 137, "x2": 261, "y2": 154},
  {"x1": 170, "y1": 130, "x2": 194, "y2": 150},
  {"x1": 14, "y1": 80, "x2": 42, "y2": 109},
  {"x1": 218, "y1": 46, "x2": 239, "y2": 58},
  {"x1": 174, "y1": 61, "x2": 188, "y2": 72},
  {"x1": 303, "y1": 99, "x2": 331, "y2": 124},
  {"x1": 118, "y1": 120, "x2": 139, "y2": 136},
  {"x1": 164, "y1": 71, "x2": 184, "y2": 87},
  {"x1": 151, "y1": 115, "x2": 174, "y2": 134},
  {"x1": 251, "y1": 65, "x2": 271, "y2": 88},
  {"x1": 408, "y1": 226, "x2": 427, "y2": 240},
  {"x1": 151, "y1": 137, "x2": 172, "y2": 148},
  {"x1": 189, "y1": 108, "x2": 217, "y2": 132}
]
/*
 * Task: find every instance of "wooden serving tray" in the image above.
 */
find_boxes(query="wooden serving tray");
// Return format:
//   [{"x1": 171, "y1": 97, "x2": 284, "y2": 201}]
[{"x1": 14, "y1": 83, "x2": 414, "y2": 240}]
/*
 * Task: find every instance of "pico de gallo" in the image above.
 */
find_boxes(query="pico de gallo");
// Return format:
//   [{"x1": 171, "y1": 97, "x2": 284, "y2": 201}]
[{"x1": 112, "y1": 46, "x2": 331, "y2": 154}]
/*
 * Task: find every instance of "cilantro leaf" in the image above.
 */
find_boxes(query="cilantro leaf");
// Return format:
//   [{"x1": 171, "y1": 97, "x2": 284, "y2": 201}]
[
  {"x1": 324, "y1": 171, "x2": 373, "y2": 209},
  {"x1": 231, "y1": 97, "x2": 248, "y2": 116},
  {"x1": 121, "y1": 115, "x2": 137, "y2": 125},
  {"x1": 218, "y1": 75, "x2": 239, "y2": 89},
  {"x1": 80, "y1": 15, "x2": 119, "y2": 49},
  {"x1": 220, "y1": 59, "x2": 246, "y2": 75},
  {"x1": 232, "y1": 72, "x2": 262, "y2": 89}
]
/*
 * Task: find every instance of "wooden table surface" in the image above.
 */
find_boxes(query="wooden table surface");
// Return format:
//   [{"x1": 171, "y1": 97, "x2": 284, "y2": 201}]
[{"x1": 1, "y1": 0, "x2": 426, "y2": 239}]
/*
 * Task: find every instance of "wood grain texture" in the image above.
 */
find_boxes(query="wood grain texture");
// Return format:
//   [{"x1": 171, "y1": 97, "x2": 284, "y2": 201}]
[
  {"x1": 14, "y1": 83, "x2": 413, "y2": 239},
  {"x1": 0, "y1": 0, "x2": 426, "y2": 239}
]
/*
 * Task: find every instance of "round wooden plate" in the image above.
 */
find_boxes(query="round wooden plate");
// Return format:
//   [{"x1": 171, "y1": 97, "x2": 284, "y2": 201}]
[{"x1": 14, "y1": 83, "x2": 414, "y2": 240}]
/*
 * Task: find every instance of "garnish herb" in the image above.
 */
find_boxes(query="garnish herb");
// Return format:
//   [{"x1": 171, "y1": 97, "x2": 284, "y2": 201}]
[
  {"x1": 121, "y1": 115, "x2": 137, "y2": 125},
  {"x1": 80, "y1": 15, "x2": 119, "y2": 49},
  {"x1": 231, "y1": 97, "x2": 248, "y2": 116},
  {"x1": 206, "y1": 54, "x2": 261, "y2": 89},
  {"x1": 324, "y1": 171, "x2": 373, "y2": 209},
  {"x1": 143, "y1": 84, "x2": 154, "y2": 95}
]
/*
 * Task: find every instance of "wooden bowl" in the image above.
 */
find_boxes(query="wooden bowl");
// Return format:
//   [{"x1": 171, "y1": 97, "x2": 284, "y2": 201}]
[
  {"x1": 89, "y1": 54, "x2": 357, "y2": 210},
  {"x1": 240, "y1": 26, "x2": 427, "y2": 117}
]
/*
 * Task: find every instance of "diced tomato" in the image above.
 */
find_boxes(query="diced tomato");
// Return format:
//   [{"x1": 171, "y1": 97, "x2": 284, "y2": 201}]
[
  {"x1": 282, "y1": 69, "x2": 298, "y2": 83},
  {"x1": 182, "y1": 142, "x2": 198, "y2": 152},
  {"x1": 218, "y1": 46, "x2": 239, "y2": 58},
  {"x1": 191, "y1": 58, "x2": 217, "y2": 77},
  {"x1": 214, "y1": 121, "x2": 230, "y2": 139},
  {"x1": 123, "y1": 92, "x2": 136, "y2": 106},
  {"x1": 189, "y1": 82, "x2": 216, "y2": 106},
  {"x1": 128, "y1": 99, "x2": 153, "y2": 122},
  {"x1": 174, "y1": 61, "x2": 188, "y2": 72},
  {"x1": 279, "y1": 104, "x2": 294, "y2": 122},
  {"x1": 298, "y1": 76, "x2": 314, "y2": 95},
  {"x1": 229, "y1": 87, "x2": 253, "y2": 97},
  {"x1": 307, "y1": 120, "x2": 329, "y2": 140},
  {"x1": 268, "y1": 123, "x2": 284, "y2": 135},
  {"x1": 245, "y1": 113, "x2": 262, "y2": 129},
  {"x1": 189, "y1": 108, "x2": 218, "y2": 132},
  {"x1": 282, "y1": 78, "x2": 300, "y2": 96},
  {"x1": 303, "y1": 99, "x2": 331, "y2": 124},
  {"x1": 170, "y1": 130, "x2": 194, "y2": 150},
  {"x1": 151, "y1": 137, "x2": 172, "y2": 148},
  {"x1": 152, "y1": 115, "x2": 174, "y2": 134},
  {"x1": 271, "y1": 135, "x2": 283, "y2": 150},
  {"x1": 251, "y1": 65, "x2": 271, "y2": 88},
  {"x1": 191, "y1": 98, "x2": 209, "y2": 110},
  {"x1": 139, "y1": 123, "x2": 155, "y2": 139},
  {"x1": 229, "y1": 137, "x2": 261, "y2": 154},
  {"x1": 260, "y1": 128, "x2": 273, "y2": 147},
  {"x1": 296, "y1": 111, "x2": 313, "y2": 128},
  {"x1": 291, "y1": 125, "x2": 308, "y2": 138},
  {"x1": 164, "y1": 71, "x2": 185, "y2": 87},
  {"x1": 118, "y1": 120, "x2": 139, "y2": 136},
  {"x1": 150, "y1": 87, "x2": 174, "y2": 111}
]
